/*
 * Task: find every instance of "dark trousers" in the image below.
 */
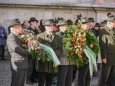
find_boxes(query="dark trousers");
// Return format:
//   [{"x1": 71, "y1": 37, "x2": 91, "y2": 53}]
[
  {"x1": 11, "y1": 69, "x2": 26, "y2": 86},
  {"x1": 27, "y1": 58, "x2": 37, "y2": 82},
  {"x1": 78, "y1": 63, "x2": 91, "y2": 86},
  {"x1": 38, "y1": 72, "x2": 54, "y2": 86},
  {"x1": 99, "y1": 64, "x2": 115, "y2": 86},
  {"x1": 57, "y1": 65, "x2": 73, "y2": 86},
  {"x1": 0, "y1": 45, "x2": 5, "y2": 60},
  {"x1": 73, "y1": 65, "x2": 77, "y2": 81}
]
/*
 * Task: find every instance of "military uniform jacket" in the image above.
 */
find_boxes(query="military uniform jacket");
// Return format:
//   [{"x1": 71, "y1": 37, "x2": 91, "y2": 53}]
[
  {"x1": 36, "y1": 31, "x2": 63, "y2": 73},
  {"x1": 7, "y1": 33, "x2": 29, "y2": 70},
  {"x1": 99, "y1": 26, "x2": 115, "y2": 65},
  {"x1": 56, "y1": 31, "x2": 74, "y2": 65}
]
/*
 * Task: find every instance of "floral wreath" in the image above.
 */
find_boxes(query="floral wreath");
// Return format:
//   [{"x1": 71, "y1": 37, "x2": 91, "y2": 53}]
[{"x1": 63, "y1": 25, "x2": 99, "y2": 71}]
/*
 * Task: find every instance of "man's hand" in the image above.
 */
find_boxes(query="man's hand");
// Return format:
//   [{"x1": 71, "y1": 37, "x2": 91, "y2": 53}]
[
  {"x1": 102, "y1": 58, "x2": 107, "y2": 64},
  {"x1": 90, "y1": 43, "x2": 94, "y2": 48}
]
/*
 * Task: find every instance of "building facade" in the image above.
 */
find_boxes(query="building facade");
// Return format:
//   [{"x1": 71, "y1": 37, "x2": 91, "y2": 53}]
[{"x1": 0, "y1": 0, "x2": 115, "y2": 29}]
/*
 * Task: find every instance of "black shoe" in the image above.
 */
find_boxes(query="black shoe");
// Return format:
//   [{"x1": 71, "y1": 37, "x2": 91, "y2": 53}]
[{"x1": 26, "y1": 80, "x2": 33, "y2": 85}]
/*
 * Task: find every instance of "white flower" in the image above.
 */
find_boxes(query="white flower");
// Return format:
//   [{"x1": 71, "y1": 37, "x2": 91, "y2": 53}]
[
  {"x1": 83, "y1": 33, "x2": 86, "y2": 37},
  {"x1": 21, "y1": 35, "x2": 25, "y2": 38},
  {"x1": 78, "y1": 45, "x2": 80, "y2": 48},
  {"x1": 26, "y1": 35, "x2": 29, "y2": 37},
  {"x1": 31, "y1": 46, "x2": 35, "y2": 50}
]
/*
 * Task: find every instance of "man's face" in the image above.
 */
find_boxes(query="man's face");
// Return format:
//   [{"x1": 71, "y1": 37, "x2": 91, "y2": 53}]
[
  {"x1": 13, "y1": 24, "x2": 23, "y2": 35},
  {"x1": 45, "y1": 25, "x2": 54, "y2": 32},
  {"x1": 108, "y1": 21, "x2": 115, "y2": 28},
  {"x1": 24, "y1": 20, "x2": 29, "y2": 26},
  {"x1": 59, "y1": 24, "x2": 68, "y2": 32},
  {"x1": 52, "y1": 25, "x2": 59, "y2": 32},
  {"x1": 90, "y1": 22, "x2": 95, "y2": 27},
  {"x1": 30, "y1": 21, "x2": 38, "y2": 29},
  {"x1": 95, "y1": 27, "x2": 100, "y2": 30},
  {"x1": 82, "y1": 23, "x2": 91, "y2": 30}
]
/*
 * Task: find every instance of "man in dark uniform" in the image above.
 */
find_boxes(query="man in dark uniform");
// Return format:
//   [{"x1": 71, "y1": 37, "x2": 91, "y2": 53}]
[
  {"x1": 99, "y1": 16, "x2": 115, "y2": 86},
  {"x1": 78, "y1": 17, "x2": 92, "y2": 86},
  {"x1": 88, "y1": 18, "x2": 100, "y2": 76},
  {"x1": 7, "y1": 19, "x2": 29, "y2": 86},
  {"x1": 26, "y1": 17, "x2": 38, "y2": 85},
  {"x1": 28, "y1": 17, "x2": 39, "y2": 35},
  {"x1": 56, "y1": 19, "x2": 74, "y2": 86},
  {"x1": 93, "y1": 23, "x2": 100, "y2": 37},
  {"x1": 37, "y1": 19, "x2": 63, "y2": 86},
  {"x1": 88, "y1": 17, "x2": 96, "y2": 35}
]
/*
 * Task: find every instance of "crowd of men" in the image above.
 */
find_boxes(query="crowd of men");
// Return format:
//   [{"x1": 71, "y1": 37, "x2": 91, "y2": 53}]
[{"x1": 0, "y1": 12, "x2": 115, "y2": 86}]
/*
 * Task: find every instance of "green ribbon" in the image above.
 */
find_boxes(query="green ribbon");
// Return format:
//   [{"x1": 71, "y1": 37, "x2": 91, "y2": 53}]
[
  {"x1": 39, "y1": 44, "x2": 61, "y2": 66},
  {"x1": 84, "y1": 45, "x2": 97, "y2": 77}
]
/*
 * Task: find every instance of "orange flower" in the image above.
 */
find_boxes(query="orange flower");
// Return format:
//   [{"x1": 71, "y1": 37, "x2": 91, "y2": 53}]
[
  {"x1": 71, "y1": 52, "x2": 74, "y2": 56},
  {"x1": 80, "y1": 59, "x2": 83, "y2": 63},
  {"x1": 78, "y1": 53, "x2": 82, "y2": 58},
  {"x1": 71, "y1": 43, "x2": 74, "y2": 47},
  {"x1": 76, "y1": 40, "x2": 78, "y2": 43},
  {"x1": 70, "y1": 36, "x2": 73, "y2": 40},
  {"x1": 76, "y1": 29, "x2": 78, "y2": 33},
  {"x1": 80, "y1": 48, "x2": 83, "y2": 52}
]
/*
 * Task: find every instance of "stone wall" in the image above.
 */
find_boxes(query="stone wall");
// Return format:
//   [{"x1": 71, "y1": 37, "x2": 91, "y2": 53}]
[
  {"x1": 0, "y1": 6, "x2": 114, "y2": 31},
  {"x1": 0, "y1": 0, "x2": 115, "y2": 8}
]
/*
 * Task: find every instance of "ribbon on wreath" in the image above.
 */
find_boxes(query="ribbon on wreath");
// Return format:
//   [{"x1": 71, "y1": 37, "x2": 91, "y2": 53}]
[
  {"x1": 84, "y1": 45, "x2": 97, "y2": 77},
  {"x1": 39, "y1": 44, "x2": 61, "y2": 66}
]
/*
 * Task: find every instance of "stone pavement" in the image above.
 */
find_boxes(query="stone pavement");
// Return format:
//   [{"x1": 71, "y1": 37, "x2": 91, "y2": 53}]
[{"x1": 0, "y1": 59, "x2": 99, "y2": 86}]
